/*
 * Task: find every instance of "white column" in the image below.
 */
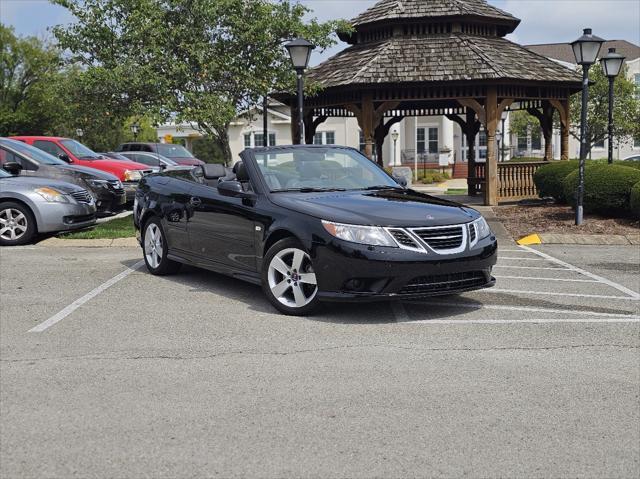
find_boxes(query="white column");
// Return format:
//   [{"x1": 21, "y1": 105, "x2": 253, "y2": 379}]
[{"x1": 441, "y1": 116, "x2": 454, "y2": 164}]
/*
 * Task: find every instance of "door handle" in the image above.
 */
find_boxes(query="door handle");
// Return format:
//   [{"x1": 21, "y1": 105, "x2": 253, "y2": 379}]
[{"x1": 189, "y1": 196, "x2": 202, "y2": 207}]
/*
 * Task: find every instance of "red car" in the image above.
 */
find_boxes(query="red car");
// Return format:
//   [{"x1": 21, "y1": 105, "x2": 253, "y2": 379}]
[{"x1": 10, "y1": 136, "x2": 152, "y2": 201}]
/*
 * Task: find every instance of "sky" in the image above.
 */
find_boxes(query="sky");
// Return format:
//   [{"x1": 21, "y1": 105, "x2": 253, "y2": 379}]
[{"x1": 1, "y1": 0, "x2": 639, "y2": 66}]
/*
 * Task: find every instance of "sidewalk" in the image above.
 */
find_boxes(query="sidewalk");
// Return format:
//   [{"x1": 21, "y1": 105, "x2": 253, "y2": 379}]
[{"x1": 411, "y1": 178, "x2": 467, "y2": 195}]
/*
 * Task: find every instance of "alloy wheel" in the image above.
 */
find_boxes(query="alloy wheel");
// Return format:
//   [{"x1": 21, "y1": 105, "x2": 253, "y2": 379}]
[
  {"x1": 267, "y1": 247, "x2": 318, "y2": 308},
  {"x1": 144, "y1": 222, "x2": 163, "y2": 269},
  {"x1": 0, "y1": 208, "x2": 28, "y2": 242}
]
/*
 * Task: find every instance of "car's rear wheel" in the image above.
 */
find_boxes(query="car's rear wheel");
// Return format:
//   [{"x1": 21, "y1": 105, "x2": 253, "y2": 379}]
[
  {"x1": 0, "y1": 202, "x2": 36, "y2": 246},
  {"x1": 142, "y1": 217, "x2": 181, "y2": 275},
  {"x1": 262, "y1": 238, "x2": 320, "y2": 315}
]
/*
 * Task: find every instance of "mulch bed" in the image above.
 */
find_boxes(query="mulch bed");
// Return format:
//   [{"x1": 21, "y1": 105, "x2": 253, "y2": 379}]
[{"x1": 494, "y1": 203, "x2": 639, "y2": 239}]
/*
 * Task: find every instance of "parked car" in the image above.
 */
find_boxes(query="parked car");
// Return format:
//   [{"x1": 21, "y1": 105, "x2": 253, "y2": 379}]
[
  {"x1": 117, "y1": 142, "x2": 204, "y2": 166},
  {"x1": 97, "y1": 152, "x2": 134, "y2": 162},
  {"x1": 10, "y1": 136, "x2": 152, "y2": 201},
  {"x1": 134, "y1": 145, "x2": 497, "y2": 315},
  {"x1": 0, "y1": 138, "x2": 126, "y2": 217},
  {"x1": 0, "y1": 167, "x2": 96, "y2": 246},
  {"x1": 622, "y1": 154, "x2": 640, "y2": 162},
  {"x1": 116, "y1": 151, "x2": 194, "y2": 172}
]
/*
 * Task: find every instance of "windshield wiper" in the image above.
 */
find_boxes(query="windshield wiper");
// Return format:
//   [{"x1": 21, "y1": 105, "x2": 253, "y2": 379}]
[
  {"x1": 359, "y1": 185, "x2": 400, "y2": 190},
  {"x1": 273, "y1": 187, "x2": 346, "y2": 193}
]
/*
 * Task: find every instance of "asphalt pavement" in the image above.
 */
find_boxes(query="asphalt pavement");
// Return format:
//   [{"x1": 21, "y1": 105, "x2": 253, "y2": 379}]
[{"x1": 1, "y1": 242, "x2": 638, "y2": 478}]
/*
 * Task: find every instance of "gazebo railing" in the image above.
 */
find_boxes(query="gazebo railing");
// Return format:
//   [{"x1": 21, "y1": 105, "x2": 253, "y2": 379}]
[{"x1": 473, "y1": 162, "x2": 546, "y2": 200}]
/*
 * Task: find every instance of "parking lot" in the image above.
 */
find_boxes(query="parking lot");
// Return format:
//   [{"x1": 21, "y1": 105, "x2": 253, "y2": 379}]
[{"x1": 1, "y1": 241, "x2": 639, "y2": 478}]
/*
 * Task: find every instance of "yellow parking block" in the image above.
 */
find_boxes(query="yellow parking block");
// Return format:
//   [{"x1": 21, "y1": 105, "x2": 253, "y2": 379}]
[{"x1": 517, "y1": 234, "x2": 542, "y2": 245}]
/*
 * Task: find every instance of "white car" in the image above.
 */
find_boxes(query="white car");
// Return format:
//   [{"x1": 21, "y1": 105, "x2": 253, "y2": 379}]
[
  {"x1": 622, "y1": 154, "x2": 640, "y2": 162},
  {"x1": 117, "y1": 151, "x2": 194, "y2": 171}
]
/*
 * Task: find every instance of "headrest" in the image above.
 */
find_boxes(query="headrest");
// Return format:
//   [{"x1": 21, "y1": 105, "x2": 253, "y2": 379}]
[
  {"x1": 234, "y1": 161, "x2": 250, "y2": 181},
  {"x1": 201, "y1": 163, "x2": 226, "y2": 179}
]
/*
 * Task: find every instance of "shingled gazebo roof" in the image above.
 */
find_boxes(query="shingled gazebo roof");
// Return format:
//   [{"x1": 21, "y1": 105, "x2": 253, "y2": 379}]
[
  {"x1": 345, "y1": 0, "x2": 520, "y2": 33},
  {"x1": 310, "y1": 0, "x2": 581, "y2": 92}
]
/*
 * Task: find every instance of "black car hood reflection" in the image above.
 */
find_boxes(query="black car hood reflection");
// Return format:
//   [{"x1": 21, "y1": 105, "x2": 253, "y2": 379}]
[
  {"x1": 57, "y1": 164, "x2": 119, "y2": 180},
  {"x1": 269, "y1": 188, "x2": 478, "y2": 227}
]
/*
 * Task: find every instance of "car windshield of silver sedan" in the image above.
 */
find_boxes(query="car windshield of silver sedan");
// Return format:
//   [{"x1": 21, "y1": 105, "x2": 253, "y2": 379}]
[{"x1": 254, "y1": 147, "x2": 399, "y2": 192}]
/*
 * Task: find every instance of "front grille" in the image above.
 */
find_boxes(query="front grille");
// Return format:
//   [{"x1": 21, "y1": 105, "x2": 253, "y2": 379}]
[
  {"x1": 412, "y1": 226, "x2": 464, "y2": 250},
  {"x1": 400, "y1": 271, "x2": 487, "y2": 295},
  {"x1": 388, "y1": 229, "x2": 420, "y2": 249},
  {"x1": 63, "y1": 213, "x2": 95, "y2": 225},
  {"x1": 70, "y1": 190, "x2": 93, "y2": 204}
]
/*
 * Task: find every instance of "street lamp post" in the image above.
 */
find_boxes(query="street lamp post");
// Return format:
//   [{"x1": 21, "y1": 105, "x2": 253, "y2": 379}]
[
  {"x1": 285, "y1": 38, "x2": 315, "y2": 144},
  {"x1": 391, "y1": 130, "x2": 399, "y2": 166},
  {"x1": 500, "y1": 112, "x2": 507, "y2": 162},
  {"x1": 571, "y1": 28, "x2": 604, "y2": 225},
  {"x1": 130, "y1": 121, "x2": 140, "y2": 141},
  {"x1": 600, "y1": 48, "x2": 626, "y2": 164}
]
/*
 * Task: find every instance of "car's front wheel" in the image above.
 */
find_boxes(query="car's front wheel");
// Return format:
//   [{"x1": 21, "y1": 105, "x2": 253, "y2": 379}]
[
  {"x1": 142, "y1": 217, "x2": 181, "y2": 275},
  {"x1": 262, "y1": 238, "x2": 320, "y2": 315},
  {"x1": 0, "y1": 202, "x2": 36, "y2": 246}
]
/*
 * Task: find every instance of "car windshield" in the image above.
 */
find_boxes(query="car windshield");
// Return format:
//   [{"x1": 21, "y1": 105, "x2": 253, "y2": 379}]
[
  {"x1": 0, "y1": 139, "x2": 67, "y2": 165},
  {"x1": 157, "y1": 144, "x2": 195, "y2": 158},
  {"x1": 253, "y1": 147, "x2": 398, "y2": 192},
  {"x1": 0, "y1": 169, "x2": 10, "y2": 178},
  {"x1": 60, "y1": 139, "x2": 101, "y2": 159}
]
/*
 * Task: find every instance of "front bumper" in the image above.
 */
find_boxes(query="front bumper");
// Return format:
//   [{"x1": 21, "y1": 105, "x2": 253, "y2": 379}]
[
  {"x1": 37, "y1": 202, "x2": 97, "y2": 233},
  {"x1": 123, "y1": 182, "x2": 138, "y2": 202},
  {"x1": 95, "y1": 191, "x2": 126, "y2": 217},
  {"x1": 311, "y1": 235, "x2": 498, "y2": 302}
]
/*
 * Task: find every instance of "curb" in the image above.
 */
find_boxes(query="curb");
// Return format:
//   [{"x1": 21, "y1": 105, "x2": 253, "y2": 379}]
[
  {"x1": 517, "y1": 233, "x2": 639, "y2": 245},
  {"x1": 37, "y1": 237, "x2": 139, "y2": 248}
]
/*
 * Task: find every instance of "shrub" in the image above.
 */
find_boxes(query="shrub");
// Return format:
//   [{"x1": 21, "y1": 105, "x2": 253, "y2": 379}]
[
  {"x1": 630, "y1": 181, "x2": 640, "y2": 218},
  {"x1": 563, "y1": 164, "x2": 640, "y2": 216},
  {"x1": 533, "y1": 160, "x2": 579, "y2": 202},
  {"x1": 418, "y1": 170, "x2": 449, "y2": 184}
]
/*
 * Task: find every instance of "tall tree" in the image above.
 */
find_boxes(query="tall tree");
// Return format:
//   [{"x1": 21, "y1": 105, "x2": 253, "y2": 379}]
[
  {"x1": 53, "y1": 0, "x2": 346, "y2": 162},
  {"x1": 568, "y1": 63, "x2": 640, "y2": 156}
]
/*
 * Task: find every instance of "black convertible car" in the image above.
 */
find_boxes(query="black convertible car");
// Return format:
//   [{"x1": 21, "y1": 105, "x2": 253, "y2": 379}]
[{"x1": 134, "y1": 145, "x2": 497, "y2": 315}]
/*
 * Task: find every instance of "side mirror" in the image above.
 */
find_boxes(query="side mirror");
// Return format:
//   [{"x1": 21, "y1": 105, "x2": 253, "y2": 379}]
[
  {"x1": 218, "y1": 180, "x2": 255, "y2": 199},
  {"x1": 393, "y1": 175, "x2": 408, "y2": 188},
  {"x1": 2, "y1": 162, "x2": 23, "y2": 175},
  {"x1": 58, "y1": 153, "x2": 72, "y2": 163}
]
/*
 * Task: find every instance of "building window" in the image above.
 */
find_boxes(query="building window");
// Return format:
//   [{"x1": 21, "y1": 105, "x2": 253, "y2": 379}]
[
  {"x1": 358, "y1": 131, "x2": 377, "y2": 162},
  {"x1": 245, "y1": 132, "x2": 276, "y2": 148},
  {"x1": 479, "y1": 130, "x2": 487, "y2": 147},
  {"x1": 417, "y1": 127, "x2": 438, "y2": 154},
  {"x1": 593, "y1": 137, "x2": 605, "y2": 149},
  {"x1": 517, "y1": 136, "x2": 528, "y2": 150},
  {"x1": 313, "y1": 131, "x2": 335, "y2": 145},
  {"x1": 531, "y1": 129, "x2": 542, "y2": 150}
]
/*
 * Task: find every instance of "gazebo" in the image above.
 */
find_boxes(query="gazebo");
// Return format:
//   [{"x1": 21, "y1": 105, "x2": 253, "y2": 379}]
[{"x1": 278, "y1": 0, "x2": 582, "y2": 205}]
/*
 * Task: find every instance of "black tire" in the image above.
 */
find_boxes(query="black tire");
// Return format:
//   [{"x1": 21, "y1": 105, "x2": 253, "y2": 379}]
[
  {"x1": 141, "y1": 216, "x2": 181, "y2": 275},
  {"x1": 0, "y1": 201, "x2": 36, "y2": 246},
  {"x1": 262, "y1": 237, "x2": 321, "y2": 316}
]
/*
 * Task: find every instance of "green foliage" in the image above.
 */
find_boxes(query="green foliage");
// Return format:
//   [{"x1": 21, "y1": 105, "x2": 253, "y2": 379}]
[
  {"x1": 568, "y1": 63, "x2": 640, "y2": 155},
  {"x1": 509, "y1": 110, "x2": 541, "y2": 139},
  {"x1": 630, "y1": 181, "x2": 640, "y2": 218},
  {"x1": 59, "y1": 215, "x2": 135, "y2": 239},
  {"x1": 563, "y1": 164, "x2": 640, "y2": 215},
  {"x1": 418, "y1": 170, "x2": 450, "y2": 184},
  {"x1": 533, "y1": 160, "x2": 579, "y2": 202},
  {"x1": 0, "y1": 25, "x2": 65, "y2": 135},
  {"x1": 192, "y1": 137, "x2": 226, "y2": 164},
  {"x1": 52, "y1": 0, "x2": 346, "y2": 162}
]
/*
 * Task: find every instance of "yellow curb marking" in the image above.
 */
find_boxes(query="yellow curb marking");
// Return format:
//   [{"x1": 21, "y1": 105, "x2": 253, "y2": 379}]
[{"x1": 517, "y1": 234, "x2": 542, "y2": 245}]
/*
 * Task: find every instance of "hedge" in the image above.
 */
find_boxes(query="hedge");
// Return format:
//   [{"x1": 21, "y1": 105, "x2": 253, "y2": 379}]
[
  {"x1": 563, "y1": 164, "x2": 640, "y2": 215},
  {"x1": 533, "y1": 160, "x2": 579, "y2": 202},
  {"x1": 630, "y1": 181, "x2": 640, "y2": 218}
]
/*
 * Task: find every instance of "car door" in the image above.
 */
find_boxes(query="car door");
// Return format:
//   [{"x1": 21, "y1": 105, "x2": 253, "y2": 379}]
[
  {"x1": 32, "y1": 140, "x2": 67, "y2": 161},
  {"x1": 187, "y1": 179, "x2": 257, "y2": 272},
  {"x1": 154, "y1": 170, "x2": 198, "y2": 254}
]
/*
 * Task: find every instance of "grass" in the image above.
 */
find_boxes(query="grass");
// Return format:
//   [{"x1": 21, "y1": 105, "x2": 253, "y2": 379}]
[
  {"x1": 59, "y1": 215, "x2": 136, "y2": 239},
  {"x1": 444, "y1": 188, "x2": 469, "y2": 195}
]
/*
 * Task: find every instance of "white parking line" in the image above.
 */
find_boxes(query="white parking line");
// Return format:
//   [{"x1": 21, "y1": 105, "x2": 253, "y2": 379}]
[
  {"x1": 29, "y1": 260, "x2": 145, "y2": 333},
  {"x1": 499, "y1": 257, "x2": 543, "y2": 261},
  {"x1": 494, "y1": 275, "x2": 600, "y2": 283},
  {"x1": 493, "y1": 265, "x2": 570, "y2": 271},
  {"x1": 478, "y1": 288, "x2": 639, "y2": 301},
  {"x1": 402, "y1": 300, "x2": 639, "y2": 319},
  {"x1": 519, "y1": 245, "x2": 640, "y2": 299},
  {"x1": 401, "y1": 317, "x2": 640, "y2": 325}
]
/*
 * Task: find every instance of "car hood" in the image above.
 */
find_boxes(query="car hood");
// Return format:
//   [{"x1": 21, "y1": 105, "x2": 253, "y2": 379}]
[
  {"x1": 269, "y1": 188, "x2": 479, "y2": 227},
  {"x1": 55, "y1": 164, "x2": 120, "y2": 180},
  {"x1": 1, "y1": 176, "x2": 84, "y2": 194},
  {"x1": 87, "y1": 158, "x2": 150, "y2": 170},
  {"x1": 172, "y1": 158, "x2": 204, "y2": 166}
]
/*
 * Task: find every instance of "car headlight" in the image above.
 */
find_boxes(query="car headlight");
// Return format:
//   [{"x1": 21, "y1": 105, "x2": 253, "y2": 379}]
[
  {"x1": 86, "y1": 179, "x2": 109, "y2": 188},
  {"x1": 474, "y1": 217, "x2": 491, "y2": 239},
  {"x1": 322, "y1": 220, "x2": 397, "y2": 247},
  {"x1": 124, "y1": 170, "x2": 143, "y2": 182},
  {"x1": 34, "y1": 187, "x2": 69, "y2": 203}
]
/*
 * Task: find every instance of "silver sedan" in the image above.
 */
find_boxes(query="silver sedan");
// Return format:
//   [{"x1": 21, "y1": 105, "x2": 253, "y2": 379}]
[{"x1": 0, "y1": 169, "x2": 96, "y2": 246}]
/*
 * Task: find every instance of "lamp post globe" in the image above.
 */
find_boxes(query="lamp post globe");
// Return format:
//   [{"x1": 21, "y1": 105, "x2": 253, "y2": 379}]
[
  {"x1": 391, "y1": 130, "x2": 399, "y2": 166},
  {"x1": 285, "y1": 38, "x2": 315, "y2": 144},
  {"x1": 571, "y1": 28, "x2": 604, "y2": 226},
  {"x1": 75, "y1": 128, "x2": 84, "y2": 139},
  {"x1": 130, "y1": 121, "x2": 140, "y2": 141},
  {"x1": 600, "y1": 48, "x2": 626, "y2": 165}
]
